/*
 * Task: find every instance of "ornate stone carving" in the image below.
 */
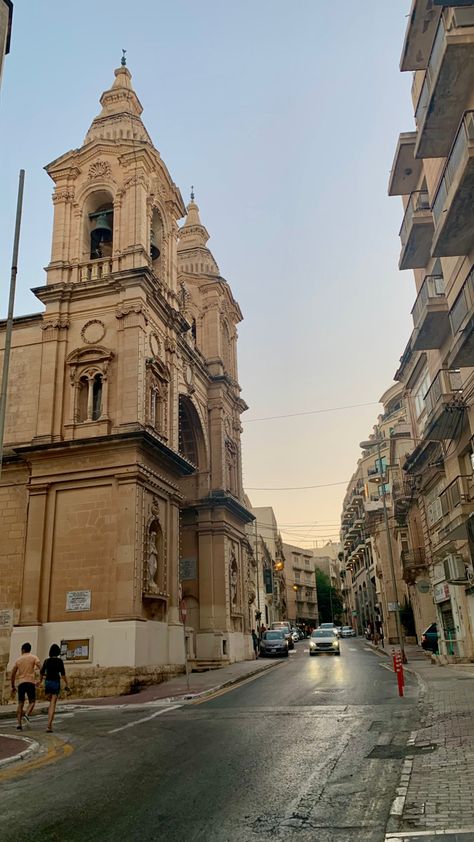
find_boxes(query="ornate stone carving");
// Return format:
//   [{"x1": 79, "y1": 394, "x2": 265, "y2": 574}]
[
  {"x1": 81, "y1": 319, "x2": 106, "y2": 345},
  {"x1": 164, "y1": 337, "x2": 177, "y2": 354},
  {"x1": 123, "y1": 173, "x2": 148, "y2": 192},
  {"x1": 149, "y1": 331, "x2": 161, "y2": 358},
  {"x1": 87, "y1": 161, "x2": 111, "y2": 180},
  {"x1": 230, "y1": 550, "x2": 239, "y2": 607},
  {"x1": 41, "y1": 317, "x2": 70, "y2": 331},
  {"x1": 115, "y1": 304, "x2": 149, "y2": 324},
  {"x1": 52, "y1": 190, "x2": 75, "y2": 205}
]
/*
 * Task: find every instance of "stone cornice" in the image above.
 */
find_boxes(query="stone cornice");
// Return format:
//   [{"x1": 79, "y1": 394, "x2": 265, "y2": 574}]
[{"x1": 190, "y1": 491, "x2": 254, "y2": 525}]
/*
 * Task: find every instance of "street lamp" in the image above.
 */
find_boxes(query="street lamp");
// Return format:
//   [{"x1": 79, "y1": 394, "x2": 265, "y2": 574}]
[{"x1": 359, "y1": 435, "x2": 406, "y2": 663}]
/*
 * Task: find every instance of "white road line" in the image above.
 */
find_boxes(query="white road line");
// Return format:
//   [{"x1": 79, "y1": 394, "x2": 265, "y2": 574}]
[
  {"x1": 378, "y1": 662, "x2": 394, "y2": 672},
  {"x1": 108, "y1": 704, "x2": 182, "y2": 734},
  {"x1": 348, "y1": 647, "x2": 357, "y2": 651}
]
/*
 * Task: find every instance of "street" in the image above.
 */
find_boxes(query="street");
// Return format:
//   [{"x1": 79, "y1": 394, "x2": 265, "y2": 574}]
[{"x1": 0, "y1": 639, "x2": 418, "y2": 842}]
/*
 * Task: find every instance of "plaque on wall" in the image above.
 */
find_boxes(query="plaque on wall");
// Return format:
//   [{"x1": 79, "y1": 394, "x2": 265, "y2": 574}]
[
  {"x1": 179, "y1": 558, "x2": 197, "y2": 581},
  {"x1": 66, "y1": 590, "x2": 92, "y2": 612},
  {"x1": 0, "y1": 609, "x2": 13, "y2": 629}
]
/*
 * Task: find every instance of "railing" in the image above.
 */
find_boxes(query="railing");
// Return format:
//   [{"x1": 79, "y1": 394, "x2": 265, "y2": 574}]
[
  {"x1": 79, "y1": 258, "x2": 114, "y2": 282},
  {"x1": 401, "y1": 547, "x2": 427, "y2": 568},
  {"x1": 433, "y1": 111, "x2": 474, "y2": 225},
  {"x1": 367, "y1": 466, "x2": 380, "y2": 477},
  {"x1": 439, "y1": 474, "x2": 473, "y2": 517},
  {"x1": 414, "y1": 15, "x2": 446, "y2": 128},
  {"x1": 424, "y1": 368, "x2": 463, "y2": 418},
  {"x1": 450, "y1": 266, "x2": 474, "y2": 335},
  {"x1": 411, "y1": 274, "x2": 445, "y2": 326},
  {"x1": 399, "y1": 191, "x2": 431, "y2": 246}
]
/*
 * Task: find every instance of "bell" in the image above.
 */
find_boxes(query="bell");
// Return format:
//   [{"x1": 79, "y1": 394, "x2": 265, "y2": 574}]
[
  {"x1": 150, "y1": 228, "x2": 160, "y2": 261},
  {"x1": 90, "y1": 212, "x2": 113, "y2": 242}
]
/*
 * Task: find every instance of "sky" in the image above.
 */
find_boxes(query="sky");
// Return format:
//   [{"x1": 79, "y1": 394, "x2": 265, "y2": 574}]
[{"x1": 0, "y1": 1, "x2": 416, "y2": 548}]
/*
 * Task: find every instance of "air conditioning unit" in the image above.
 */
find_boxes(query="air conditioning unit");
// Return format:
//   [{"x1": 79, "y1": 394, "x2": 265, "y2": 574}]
[{"x1": 443, "y1": 554, "x2": 467, "y2": 583}]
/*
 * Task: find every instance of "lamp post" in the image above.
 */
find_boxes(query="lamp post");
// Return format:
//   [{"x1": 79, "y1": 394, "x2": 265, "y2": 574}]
[{"x1": 360, "y1": 435, "x2": 406, "y2": 663}]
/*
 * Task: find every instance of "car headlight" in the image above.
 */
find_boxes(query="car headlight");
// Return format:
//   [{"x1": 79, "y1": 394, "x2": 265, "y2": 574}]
[
  {"x1": 333, "y1": 639, "x2": 339, "y2": 647},
  {"x1": 310, "y1": 641, "x2": 316, "y2": 648}
]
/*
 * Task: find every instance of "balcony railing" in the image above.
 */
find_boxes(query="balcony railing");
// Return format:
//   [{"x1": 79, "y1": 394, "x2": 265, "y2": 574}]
[
  {"x1": 450, "y1": 266, "x2": 474, "y2": 335},
  {"x1": 424, "y1": 368, "x2": 463, "y2": 418},
  {"x1": 414, "y1": 15, "x2": 446, "y2": 129},
  {"x1": 79, "y1": 257, "x2": 114, "y2": 282},
  {"x1": 439, "y1": 474, "x2": 472, "y2": 517},
  {"x1": 411, "y1": 274, "x2": 445, "y2": 326},
  {"x1": 432, "y1": 111, "x2": 474, "y2": 226},
  {"x1": 401, "y1": 547, "x2": 427, "y2": 569},
  {"x1": 399, "y1": 190, "x2": 431, "y2": 247}
]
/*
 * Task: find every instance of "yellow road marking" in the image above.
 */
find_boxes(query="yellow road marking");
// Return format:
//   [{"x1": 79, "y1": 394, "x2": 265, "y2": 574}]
[
  {"x1": 0, "y1": 736, "x2": 73, "y2": 782},
  {"x1": 191, "y1": 664, "x2": 283, "y2": 705}
]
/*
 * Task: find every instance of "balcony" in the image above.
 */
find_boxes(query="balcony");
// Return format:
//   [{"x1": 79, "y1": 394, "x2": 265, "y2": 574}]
[
  {"x1": 400, "y1": 1, "x2": 442, "y2": 72},
  {"x1": 411, "y1": 274, "x2": 450, "y2": 350},
  {"x1": 401, "y1": 547, "x2": 428, "y2": 584},
  {"x1": 449, "y1": 268, "x2": 474, "y2": 368},
  {"x1": 388, "y1": 132, "x2": 423, "y2": 196},
  {"x1": 432, "y1": 112, "x2": 474, "y2": 258},
  {"x1": 414, "y1": 9, "x2": 474, "y2": 158},
  {"x1": 437, "y1": 475, "x2": 474, "y2": 543},
  {"x1": 399, "y1": 191, "x2": 433, "y2": 270},
  {"x1": 423, "y1": 369, "x2": 465, "y2": 440}
]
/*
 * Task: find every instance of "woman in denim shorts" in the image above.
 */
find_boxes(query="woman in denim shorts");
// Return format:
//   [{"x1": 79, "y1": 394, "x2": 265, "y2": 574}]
[{"x1": 40, "y1": 644, "x2": 70, "y2": 732}]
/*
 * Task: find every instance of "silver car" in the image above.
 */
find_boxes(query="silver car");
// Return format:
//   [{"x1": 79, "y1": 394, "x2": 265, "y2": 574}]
[{"x1": 309, "y1": 628, "x2": 341, "y2": 656}]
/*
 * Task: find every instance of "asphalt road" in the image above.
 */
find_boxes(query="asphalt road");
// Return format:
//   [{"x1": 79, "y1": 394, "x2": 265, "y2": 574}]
[{"x1": 0, "y1": 639, "x2": 418, "y2": 842}]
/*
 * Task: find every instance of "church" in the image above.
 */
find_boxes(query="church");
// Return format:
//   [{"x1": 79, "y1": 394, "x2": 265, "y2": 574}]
[{"x1": 0, "y1": 60, "x2": 255, "y2": 698}]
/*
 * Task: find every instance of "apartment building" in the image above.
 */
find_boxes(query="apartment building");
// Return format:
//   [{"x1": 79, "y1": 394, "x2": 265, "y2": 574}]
[
  {"x1": 282, "y1": 544, "x2": 318, "y2": 628},
  {"x1": 0, "y1": 0, "x2": 12, "y2": 87},
  {"x1": 390, "y1": 1, "x2": 474, "y2": 660},
  {"x1": 251, "y1": 507, "x2": 287, "y2": 628}
]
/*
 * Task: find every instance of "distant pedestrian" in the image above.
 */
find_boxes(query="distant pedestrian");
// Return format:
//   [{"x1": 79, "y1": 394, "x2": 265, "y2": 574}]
[
  {"x1": 40, "y1": 644, "x2": 70, "y2": 733},
  {"x1": 251, "y1": 629, "x2": 259, "y2": 659},
  {"x1": 11, "y1": 642, "x2": 41, "y2": 730}
]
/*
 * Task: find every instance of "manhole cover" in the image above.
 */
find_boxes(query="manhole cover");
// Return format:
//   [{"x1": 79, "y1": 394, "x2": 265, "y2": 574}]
[{"x1": 368, "y1": 743, "x2": 436, "y2": 760}]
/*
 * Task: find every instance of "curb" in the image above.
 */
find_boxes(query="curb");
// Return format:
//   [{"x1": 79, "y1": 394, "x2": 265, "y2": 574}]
[{"x1": 0, "y1": 734, "x2": 40, "y2": 769}]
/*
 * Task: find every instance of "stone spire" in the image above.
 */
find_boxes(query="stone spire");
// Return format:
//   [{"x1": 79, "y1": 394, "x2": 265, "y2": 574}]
[
  {"x1": 84, "y1": 64, "x2": 152, "y2": 145},
  {"x1": 178, "y1": 190, "x2": 220, "y2": 276}
]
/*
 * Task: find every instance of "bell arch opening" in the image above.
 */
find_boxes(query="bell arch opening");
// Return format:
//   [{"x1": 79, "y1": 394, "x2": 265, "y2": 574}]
[
  {"x1": 178, "y1": 395, "x2": 206, "y2": 468},
  {"x1": 82, "y1": 190, "x2": 114, "y2": 260}
]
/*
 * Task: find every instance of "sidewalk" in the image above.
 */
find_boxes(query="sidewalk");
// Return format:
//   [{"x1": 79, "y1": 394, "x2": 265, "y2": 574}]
[
  {"x1": 373, "y1": 641, "x2": 474, "y2": 837},
  {"x1": 0, "y1": 734, "x2": 38, "y2": 768},
  {"x1": 0, "y1": 657, "x2": 282, "y2": 719}
]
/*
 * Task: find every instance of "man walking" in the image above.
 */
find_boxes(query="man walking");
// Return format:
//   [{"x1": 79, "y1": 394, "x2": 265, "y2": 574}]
[{"x1": 11, "y1": 642, "x2": 41, "y2": 730}]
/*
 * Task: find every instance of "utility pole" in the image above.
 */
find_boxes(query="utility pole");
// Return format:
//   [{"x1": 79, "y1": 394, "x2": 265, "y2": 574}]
[
  {"x1": 254, "y1": 519, "x2": 261, "y2": 633},
  {"x1": 0, "y1": 170, "x2": 25, "y2": 481}
]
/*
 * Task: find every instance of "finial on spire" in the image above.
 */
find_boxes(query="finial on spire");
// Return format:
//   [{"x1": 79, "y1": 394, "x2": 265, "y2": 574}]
[
  {"x1": 121, "y1": 49, "x2": 127, "y2": 67},
  {"x1": 190, "y1": 185, "x2": 195, "y2": 202}
]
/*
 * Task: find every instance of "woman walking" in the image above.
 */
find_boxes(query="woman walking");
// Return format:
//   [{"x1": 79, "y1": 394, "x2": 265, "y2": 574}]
[{"x1": 40, "y1": 644, "x2": 69, "y2": 732}]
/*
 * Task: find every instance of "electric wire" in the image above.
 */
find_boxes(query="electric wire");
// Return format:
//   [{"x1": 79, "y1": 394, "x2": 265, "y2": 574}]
[{"x1": 243, "y1": 401, "x2": 380, "y2": 423}]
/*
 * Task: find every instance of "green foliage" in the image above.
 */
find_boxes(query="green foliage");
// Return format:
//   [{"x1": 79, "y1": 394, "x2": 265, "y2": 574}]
[
  {"x1": 315, "y1": 567, "x2": 344, "y2": 624},
  {"x1": 399, "y1": 598, "x2": 416, "y2": 637}
]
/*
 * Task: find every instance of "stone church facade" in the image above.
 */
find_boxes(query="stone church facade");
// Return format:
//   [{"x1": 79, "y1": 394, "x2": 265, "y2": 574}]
[{"x1": 0, "y1": 63, "x2": 255, "y2": 698}]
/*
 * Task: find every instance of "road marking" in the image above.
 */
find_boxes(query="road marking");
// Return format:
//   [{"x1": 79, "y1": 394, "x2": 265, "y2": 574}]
[
  {"x1": 348, "y1": 647, "x2": 357, "y2": 651},
  {"x1": 386, "y1": 828, "x2": 474, "y2": 838},
  {"x1": 108, "y1": 704, "x2": 182, "y2": 734},
  {"x1": 0, "y1": 735, "x2": 73, "y2": 781},
  {"x1": 191, "y1": 663, "x2": 284, "y2": 705},
  {"x1": 378, "y1": 662, "x2": 394, "y2": 673}
]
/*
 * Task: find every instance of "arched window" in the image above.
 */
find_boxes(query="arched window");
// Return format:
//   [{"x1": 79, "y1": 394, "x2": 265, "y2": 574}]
[
  {"x1": 150, "y1": 210, "x2": 164, "y2": 267},
  {"x1": 76, "y1": 372, "x2": 103, "y2": 422},
  {"x1": 77, "y1": 376, "x2": 89, "y2": 422}
]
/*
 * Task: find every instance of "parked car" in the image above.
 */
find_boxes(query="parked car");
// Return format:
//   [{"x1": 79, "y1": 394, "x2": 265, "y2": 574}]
[
  {"x1": 270, "y1": 621, "x2": 295, "y2": 650},
  {"x1": 259, "y1": 630, "x2": 289, "y2": 658},
  {"x1": 309, "y1": 628, "x2": 341, "y2": 656},
  {"x1": 421, "y1": 622, "x2": 438, "y2": 653},
  {"x1": 318, "y1": 622, "x2": 341, "y2": 638},
  {"x1": 341, "y1": 626, "x2": 355, "y2": 638}
]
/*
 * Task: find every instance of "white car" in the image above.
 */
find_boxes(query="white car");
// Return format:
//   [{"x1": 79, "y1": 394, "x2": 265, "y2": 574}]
[
  {"x1": 309, "y1": 628, "x2": 341, "y2": 656},
  {"x1": 318, "y1": 622, "x2": 341, "y2": 638},
  {"x1": 341, "y1": 626, "x2": 355, "y2": 638}
]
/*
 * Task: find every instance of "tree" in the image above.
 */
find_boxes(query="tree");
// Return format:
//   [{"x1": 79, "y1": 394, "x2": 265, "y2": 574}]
[{"x1": 315, "y1": 567, "x2": 344, "y2": 624}]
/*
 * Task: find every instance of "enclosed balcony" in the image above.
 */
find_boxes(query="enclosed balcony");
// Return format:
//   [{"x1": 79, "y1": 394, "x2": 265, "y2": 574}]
[
  {"x1": 411, "y1": 274, "x2": 450, "y2": 350},
  {"x1": 414, "y1": 8, "x2": 474, "y2": 158},
  {"x1": 401, "y1": 547, "x2": 428, "y2": 584},
  {"x1": 388, "y1": 132, "x2": 423, "y2": 196},
  {"x1": 449, "y1": 268, "x2": 474, "y2": 368},
  {"x1": 399, "y1": 191, "x2": 433, "y2": 270},
  {"x1": 423, "y1": 368, "x2": 465, "y2": 440},
  {"x1": 400, "y1": 1, "x2": 442, "y2": 72},
  {"x1": 431, "y1": 112, "x2": 474, "y2": 258},
  {"x1": 437, "y1": 474, "x2": 474, "y2": 543}
]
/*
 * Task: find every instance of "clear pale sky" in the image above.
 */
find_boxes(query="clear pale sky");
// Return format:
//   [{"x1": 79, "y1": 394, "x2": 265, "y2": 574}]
[{"x1": 0, "y1": 1, "x2": 416, "y2": 547}]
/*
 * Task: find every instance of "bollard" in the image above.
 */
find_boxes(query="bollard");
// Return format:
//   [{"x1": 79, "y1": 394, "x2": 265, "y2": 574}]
[{"x1": 393, "y1": 650, "x2": 404, "y2": 697}]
